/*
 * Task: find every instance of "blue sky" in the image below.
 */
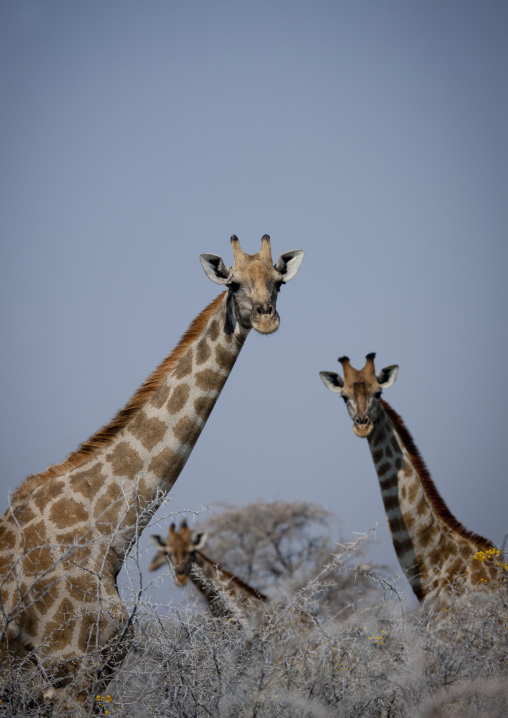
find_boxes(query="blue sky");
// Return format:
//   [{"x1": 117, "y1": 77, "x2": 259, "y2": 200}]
[{"x1": 1, "y1": 1, "x2": 506, "y2": 604}]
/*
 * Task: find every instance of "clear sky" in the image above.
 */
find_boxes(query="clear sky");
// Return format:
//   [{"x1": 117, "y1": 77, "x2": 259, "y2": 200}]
[{"x1": 1, "y1": 0, "x2": 506, "y2": 604}]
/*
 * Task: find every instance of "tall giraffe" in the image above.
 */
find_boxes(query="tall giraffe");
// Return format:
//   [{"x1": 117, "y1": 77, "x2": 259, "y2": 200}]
[
  {"x1": 0, "y1": 235, "x2": 303, "y2": 707},
  {"x1": 319, "y1": 353, "x2": 505, "y2": 609},
  {"x1": 149, "y1": 520, "x2": 267, "y2": 618}
]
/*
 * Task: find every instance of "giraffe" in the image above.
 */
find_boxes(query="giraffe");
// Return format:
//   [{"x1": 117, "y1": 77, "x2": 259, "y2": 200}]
[
  {"x1": 319, "y1": 353, "x2": 506, "y2": 609},
  {"x1": 0, "y1": 235, "x2": 303, "y2": 708},
  {"x1": 149, "y1": 519, "x2": 267, "y2": 618}
]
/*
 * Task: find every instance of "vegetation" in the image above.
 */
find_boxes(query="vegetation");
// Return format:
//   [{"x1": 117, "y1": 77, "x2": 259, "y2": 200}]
[{"x1": 0, "y1": 502, "x2": 506, "y2": 717}]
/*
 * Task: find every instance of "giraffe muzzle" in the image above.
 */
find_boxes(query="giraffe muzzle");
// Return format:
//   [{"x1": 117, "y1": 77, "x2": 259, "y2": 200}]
[
  {"x1": 251, "y1": 303, "x2": 280, "y2": 334},
  {"x1": 353, "y1": 416, "x2": 373, "y2": 438},
  {"x1": 173, "y1": 570, "x2": 189, "y2": 586}
]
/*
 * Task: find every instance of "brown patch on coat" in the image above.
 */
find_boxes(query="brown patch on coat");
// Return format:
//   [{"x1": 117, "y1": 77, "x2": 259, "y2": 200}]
[
  {"x1": 32, "y1": 480, "x2": 65, "y2": 513},
  {"x1": 448, "y1": 556, "x2": 465, "y2": 579},
  {"x1": 22, "y1": 523, "x2": 53, "y2": 575},
  {"x1": 148, "y1": 446, "x2": 186, "y2": 479},
  {"x1": 209, "y1": 319, "x2": 219, "y2": 342},
  {"x1": 172, "y1": 349, "x2": 193, "y2": 379},
  {"x1": 43, "y1": 597, "x2": 76, "y2": 652},
  {"x1": 77, "y1": 612, "x2": 110, "y2": 653},
  {"x1": 417, "y1": 517, "x2": 436, "y2": 548},
  {"x1": 406, "y1": 479, "x2": 420, "y2": 505},
  {"x1": 10, "y1": 293, "x2": 226, "y2": 507},
  {"x1": 33, "y1": 576, "x2": 60, "y2": 615},
  {"x1": 196, "y1": 338, "x2": 211, "y2": 365},
  {"x1": 20, "y1": 604, "x2": 40, "y2": 639},
  {"x1": 55, "y1": 529, "x2": 89, "y2": 547},
  {"x1": 70, "y1": 462, "x2": 106, "y2": 499},
  {"x1": 173, "y1": 416, "x2": 200, "y2": 446},
  {"x1": 215, "y1": 344, "x2": 237, "y2": 372},
  {"x1": 416, "y1": 495, "x2": 429, "y2": 518},
  {"x1": 94, "y1": 484, "x2": 123, "y2": 532},
  {"x1": 66, "y1": 573, "x2": 97, "y2": 602},
  {"x1": 150, "y1": 382, "x2": 171, "y2": 409},
  {"x1": 403, "y1": 511, "x2": 415, "y2": 531},
  {"x1": 0, "y1": 523, "x2": 17, "y2": 550},
  {"x1": 49, "y1": 498, "x2": 88, "y2": 530},
  {"x1": 22, "y1": 519, "x2": 47, "y2": 546},
  {"x1": 195, "y1": 368, "x2": 225, "y2": 392},
  {"x1": 0, "y1": 553, "x2": 14, "y2": 579},
  {"x1": 106, "y1": 442, "x2": 143, "y2": 478},
  {"x1": 194, "y1": 396, "x2": 216, "y2": 421},
  {"x1": 428, "y1": 546, "x2": 442, "y2": 567},
  {"x1": 129, "y1": 412, "x2": 168, "y2": 451},
  {"x1": 10, "y1": 504, "x2": 36, "y2": 526},
  {"x1": 167, "y1": 383, "x2": 190, "y2": 415},
  {"x1": 61, "y1": 545, "x2": 92, "y2": 572}
]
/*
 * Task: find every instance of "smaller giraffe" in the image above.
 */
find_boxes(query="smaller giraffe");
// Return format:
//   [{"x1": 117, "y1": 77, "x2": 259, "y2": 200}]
[
  {"x1": 319, "y1": 353, "x2": 506, "y2": 609},
  {"x1": 150, "y1": 520, "x2": 267, "y2": 618}
]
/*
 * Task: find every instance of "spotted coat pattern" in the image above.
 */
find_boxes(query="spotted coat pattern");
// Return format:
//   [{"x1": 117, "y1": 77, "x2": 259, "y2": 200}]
[
  {"x1": 320, "y1": 354, "x2": 505, "y2": 610},
  {"x1": 0, "y1": 295, "x2": 245, "y2": 684},
  {"x1": 0, "y1": 236, "x2": 303, "y2": 704},
  {"x1": 368, "y1": 401, "x2": 501, "y2": 607}
]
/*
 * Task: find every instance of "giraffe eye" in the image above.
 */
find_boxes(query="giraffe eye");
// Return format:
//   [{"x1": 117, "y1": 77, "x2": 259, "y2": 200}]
[
  {"x1": 374, "y1": 391, "x2": 382, "y2": 399},
  {"x1": 341, "y1": 396, "x2": 348, "y2": 403},
  {"x1": 227, "y1": 281, "x2": 240, "y2": 293},
  {"x1": 275, "y1": 280, "x2": 284, "y2": 293}
]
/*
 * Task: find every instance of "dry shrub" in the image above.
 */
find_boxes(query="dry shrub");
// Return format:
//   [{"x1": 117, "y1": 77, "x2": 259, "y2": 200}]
[{"x1": 1, "y1": 503, "x2": 506, "y2": 717}]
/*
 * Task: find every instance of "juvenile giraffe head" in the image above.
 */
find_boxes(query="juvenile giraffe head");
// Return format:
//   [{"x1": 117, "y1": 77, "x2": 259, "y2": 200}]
[
  {"x1": 200, "y1": 235, "x2": 304, "y2": 334},
  {"x1": 150, "y1": 519, "x2": 207, "y2": 586},
  {"x1": 320, "y1": 353, "x2": 399, "y2": 437}
]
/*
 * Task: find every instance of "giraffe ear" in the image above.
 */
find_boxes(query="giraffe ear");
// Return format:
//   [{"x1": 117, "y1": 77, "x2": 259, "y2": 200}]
[
  {"x1": 191, "y1": 531, "x2": 208, "y2": 550},
  {"x1": 377, "y1": 365, "x2": 399, "y2": 388},
  {"x1": 199, "y1": 254, "x2": 231, "y2": 285},
  {"x1": 319, "y1": 371, "x2": 344, "y2": 393},
  {"x1": 148, "y1": 551, "x2": 169, "y2": 572},
  {"x1": 274, "y1": 250, "x2": 304, "y2": 281},
  {"x1": 150, "y1": 534, "x2": 168, "y2": 550}
]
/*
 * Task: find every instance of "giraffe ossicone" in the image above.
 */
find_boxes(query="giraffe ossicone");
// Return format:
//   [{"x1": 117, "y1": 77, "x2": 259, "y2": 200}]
[
  {"x1": 320, "y1": 353, "x2": 505, "y2": 609},
  {"x1": 0, "y1": 235, "x2": 302, "y2": 708}
]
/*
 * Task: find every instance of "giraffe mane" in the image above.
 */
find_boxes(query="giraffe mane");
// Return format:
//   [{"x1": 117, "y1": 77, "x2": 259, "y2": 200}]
[
  {"x1": 11, "y1": 292, "x2": 226, "y2": 507},
  {"x1": 380, "y1": 399, "x2": 493, "y2": 551},
  {"x1": 195, "y1": 550, "x2": 268, "y2": 601}
]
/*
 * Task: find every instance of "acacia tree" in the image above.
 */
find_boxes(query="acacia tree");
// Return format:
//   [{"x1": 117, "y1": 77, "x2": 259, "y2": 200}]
[{"x1": 197, "y1": 500, "x2": 380, "y2": 616}]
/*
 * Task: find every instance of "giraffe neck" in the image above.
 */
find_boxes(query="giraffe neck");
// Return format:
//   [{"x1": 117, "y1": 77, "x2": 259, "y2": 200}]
[
  {"x1": 188, "y1": 551, "x2": 266, "y2": 618},
  {"x1": 367, "y1": 400, "x2": 496, "y2": 605},
  {"x1": 11, "y1": 292, "x2": 249, "y2": 559}
]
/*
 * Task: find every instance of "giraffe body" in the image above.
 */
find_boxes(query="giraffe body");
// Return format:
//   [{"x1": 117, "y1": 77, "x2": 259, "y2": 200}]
[
  {"x1": 320, "y1": 354, "x2": 505, "y2": 609},
  {"x1": 0, "y1": 236, "x2": 302, "y2": 704},
  {"x1": 150, "y1": 520, "x2": 267, "y2": 618}
]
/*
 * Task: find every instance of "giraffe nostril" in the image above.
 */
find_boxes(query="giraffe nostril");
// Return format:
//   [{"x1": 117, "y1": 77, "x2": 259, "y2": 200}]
[{"x1": 255, "y1": 303, "x2": 274, "y2": 316}]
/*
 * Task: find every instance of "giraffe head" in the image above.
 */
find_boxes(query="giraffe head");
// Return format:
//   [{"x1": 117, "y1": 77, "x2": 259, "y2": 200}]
[
  {"x1": 200, "y1": 235, "x2": 304, "y2": 334},
  {"x1": 150, "y1": 519, "x2": 207, "y2": 586},
  {"x1": 320, "y1": 353, "x2": 399, "y2": 437}
]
